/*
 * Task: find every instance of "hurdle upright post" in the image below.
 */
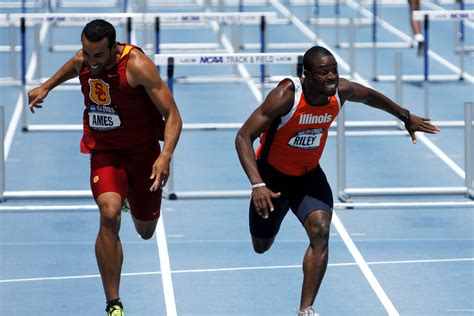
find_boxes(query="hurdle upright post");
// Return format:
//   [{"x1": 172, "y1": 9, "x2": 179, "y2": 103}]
[
  {"x1": 395, "y1": 52, "x2": 403, "y2": 105},
  {"x1": 313, "y1": 0, "x2": 320, "y2": 39},
  {"x1": 337, "y1": 100, "x2": 347, "y2": 202},
  {"x1": 465, "y1": 102, "x2": 474, "y2": 199},
  {"x1": 155, "y1": 17, "x2": 160, "y2": 54},
  {"x1": 0, "y1": 106, "x2": 4, "y2": 201},
  {"x1": 260, "y1": 16, "x2": 266, "y2": 99},
  {"x1": 232, "y1": 0, "x2": 244, "y2": 51},
  {"x1": 126, "y1": 17, "x2": 132, "y2": 44},
  {"x1": 423, "y1": 14, "x2": 429, "y2": 118},
  {"x1": 20, "y1": 17, "x2": 28, "y2": 130},
  {"x1": 165, "y1": 56, "x2": 176, "y2": 199},
  {"x1": 34, "y1": 22, "x2": 41, "y2": 81},
  {"x1": 167, "y1": 57, "x2": 174, "y2": 93},
  {"x1": 371, "y1": 0, "x2": 378, "y2": 80},
  {"x1": 457, "y1": 0, "x2": 465, "y2": 80},
  {"x1": 9, "y1": 20, "x2": 17, "y2": 81},
  {"x1": 349, "y1": 18, "x2": 356, "y2": 80},
  {"x1": 297, "y1": 55, "x2": 303, "y2": 77},
  {"x1": 335, "y1": 0, "x2": 340, "y2": 47}
]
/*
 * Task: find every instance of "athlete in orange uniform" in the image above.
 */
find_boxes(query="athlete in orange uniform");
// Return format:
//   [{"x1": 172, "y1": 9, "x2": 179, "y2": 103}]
[
  {"x1": 235, "y1": 46, "x2": 439, "y2": 316},
  {"x1": 28, "y1": 20, "x2": 182, "y2": 316}
]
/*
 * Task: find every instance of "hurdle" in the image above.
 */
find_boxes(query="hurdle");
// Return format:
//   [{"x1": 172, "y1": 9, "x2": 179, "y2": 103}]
[
  {"x1": 389, "y1": 52, "x2": 465, "y2": 126},
  {"x1": 336, "y1": 0, "x2": 413, "y2": 49},
  {"x1": 375, "y1": 10, "x2": 474, "y2": 84},
  {"x1": 415, "y1": 9, "x2": 473, "y2": 82},
  {"x1": 154, "y1": 52, "x2": 304, "y2": 199},
  {"x1": 455, "y1": 1, "x2": 474, "y2": 54},
  {"x1": 333, "y1": 0, "x2": 417, "y2": 81},
  {"x1": 336, "y1": 101, "x2": 474, "y2": 202},
  {"x1": 9, "y1": 12, "x2": 276, "y2": 130},
  {"x1": 37, "y1": 12, "x2": 277, "y2": 55},
  {"x1": 0, "y1": 14, "x2": 21, "y2": 86},
  {"x1": 307, "y1": 0, "x2": 371, "y2": 48}
]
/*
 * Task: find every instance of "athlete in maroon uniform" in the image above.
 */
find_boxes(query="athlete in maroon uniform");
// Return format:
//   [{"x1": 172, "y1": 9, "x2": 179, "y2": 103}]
[
  {"x1": 236, "y1": 46, "x2": 439, "y2": 315},
  {"x1": 28, "y1": 20, "x2": 182, "y2": 316}
]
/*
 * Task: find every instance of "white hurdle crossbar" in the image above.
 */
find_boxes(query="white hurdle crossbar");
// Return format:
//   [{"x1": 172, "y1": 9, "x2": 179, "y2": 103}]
[
  {"x1": 0, "y1": 0, "x2": 45, "y2": 9},
  {"x1": 49, "y1": 0, "x2": 122, "y2": 10}
]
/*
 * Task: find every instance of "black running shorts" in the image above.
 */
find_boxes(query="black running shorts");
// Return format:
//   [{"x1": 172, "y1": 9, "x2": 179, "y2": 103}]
[{"x1": 249, "y1": 160, "x2": 333, "y2": 239}]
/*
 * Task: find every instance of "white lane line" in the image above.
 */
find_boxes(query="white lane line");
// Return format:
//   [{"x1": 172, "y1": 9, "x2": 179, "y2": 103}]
[
  {"x1": 332, "y1": 211, "x2": 400, "y2": 315},
  {"x1": 4, "y1": 22, "x2": 49, "y2": 159},
  {"x1": 417, "y1": 133, "x2": 466, "y2": 178},
  {"x1": 156, "y1": 216, "x2": 177, "y2": 316},
  {"x1": 1, "y1": 257, "x2": 471, "y2": 283}
]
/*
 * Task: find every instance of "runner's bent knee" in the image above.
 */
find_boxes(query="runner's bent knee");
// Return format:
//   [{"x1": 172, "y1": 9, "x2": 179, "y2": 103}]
[
  {"x1": 252, "y1": 236, "x2": 275, "y2": 254},
  {"x1": 305, "y1": 214, "x2": 330, "y2": 246},
  {"x1": 97, "y1": 193, "x2": 122, "y2": 232},
  {"x1": 132, "y1": 215, "x2": 158, "y2": 240}
]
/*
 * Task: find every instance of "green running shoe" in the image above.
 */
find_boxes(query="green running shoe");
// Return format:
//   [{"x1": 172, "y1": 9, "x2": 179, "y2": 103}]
[
  {"x1": 121, "y1": 199, "x2": 130, "y2": 213},
  {"x1": 106, "y1": 304, "x2": 124, "y2": 316}
]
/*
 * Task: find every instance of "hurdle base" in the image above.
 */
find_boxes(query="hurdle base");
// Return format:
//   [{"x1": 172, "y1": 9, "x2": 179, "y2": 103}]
[{"x1": 344, "y1": 186, "x2": 468, "y2": 196}]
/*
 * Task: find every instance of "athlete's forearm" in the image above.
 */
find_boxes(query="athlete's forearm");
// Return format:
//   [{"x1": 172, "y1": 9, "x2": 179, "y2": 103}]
[
  {"x1": 235, "y1": 133, "x2": 264, "y2": 185},
  {"x1": 160, "y1": 108, "x2": 182, "y2": 160}
]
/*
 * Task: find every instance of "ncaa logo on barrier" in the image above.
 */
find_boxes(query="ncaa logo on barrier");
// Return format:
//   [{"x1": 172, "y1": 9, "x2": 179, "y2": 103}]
[
  {"x1": 200, "y1": 56, "x2": 224, "y2": 64},
  {"x1": 89, "y1": 79, "x2": 111, "y2": 105}
]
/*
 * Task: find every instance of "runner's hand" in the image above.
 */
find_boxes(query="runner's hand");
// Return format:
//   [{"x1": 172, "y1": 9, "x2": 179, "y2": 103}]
[
  {"x1": 404, "y1": 114, "x2": 440, "y2": 144},
  {"x1": 149, "y1": 155, "x2": 170, "y2": 191},
  {"x1": 28, "y1": 86, "x2": 48, "y2": 113},
  {"x1": 252, "y1": 186, "x2": 281, "y2": 219}
]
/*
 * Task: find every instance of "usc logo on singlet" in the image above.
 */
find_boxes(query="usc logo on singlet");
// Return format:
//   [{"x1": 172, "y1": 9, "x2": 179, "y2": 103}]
[{"x1": 89, "y1": 79, "x2": 111, "y2": 105}]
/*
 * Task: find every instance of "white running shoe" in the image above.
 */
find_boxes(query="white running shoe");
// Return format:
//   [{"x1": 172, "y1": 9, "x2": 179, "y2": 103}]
[
  {"x1": 298, "y1": 306, "x2": 320, "y2": 316},
  {"x1": 413, "y1": 33, "x2": 425, "y2": 56}
]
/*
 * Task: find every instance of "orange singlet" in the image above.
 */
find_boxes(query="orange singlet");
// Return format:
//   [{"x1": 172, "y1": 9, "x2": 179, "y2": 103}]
[{"x1": 256, "y1": 77, "x2": 341, "y2": 176}]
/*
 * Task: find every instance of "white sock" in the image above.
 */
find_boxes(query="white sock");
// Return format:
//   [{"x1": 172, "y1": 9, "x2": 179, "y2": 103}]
[{"x1": 414, "y1": 33, "x2": 424, "y2": 42}]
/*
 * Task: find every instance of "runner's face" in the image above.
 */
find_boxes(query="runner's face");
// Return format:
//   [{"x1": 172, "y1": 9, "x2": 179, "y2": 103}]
[
  {"x1": 305, "y1": 55, "x2": 339, "y2": 96},
  {"x1": 81, "y1": 36, "x2": 115, "y2": 75}
]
